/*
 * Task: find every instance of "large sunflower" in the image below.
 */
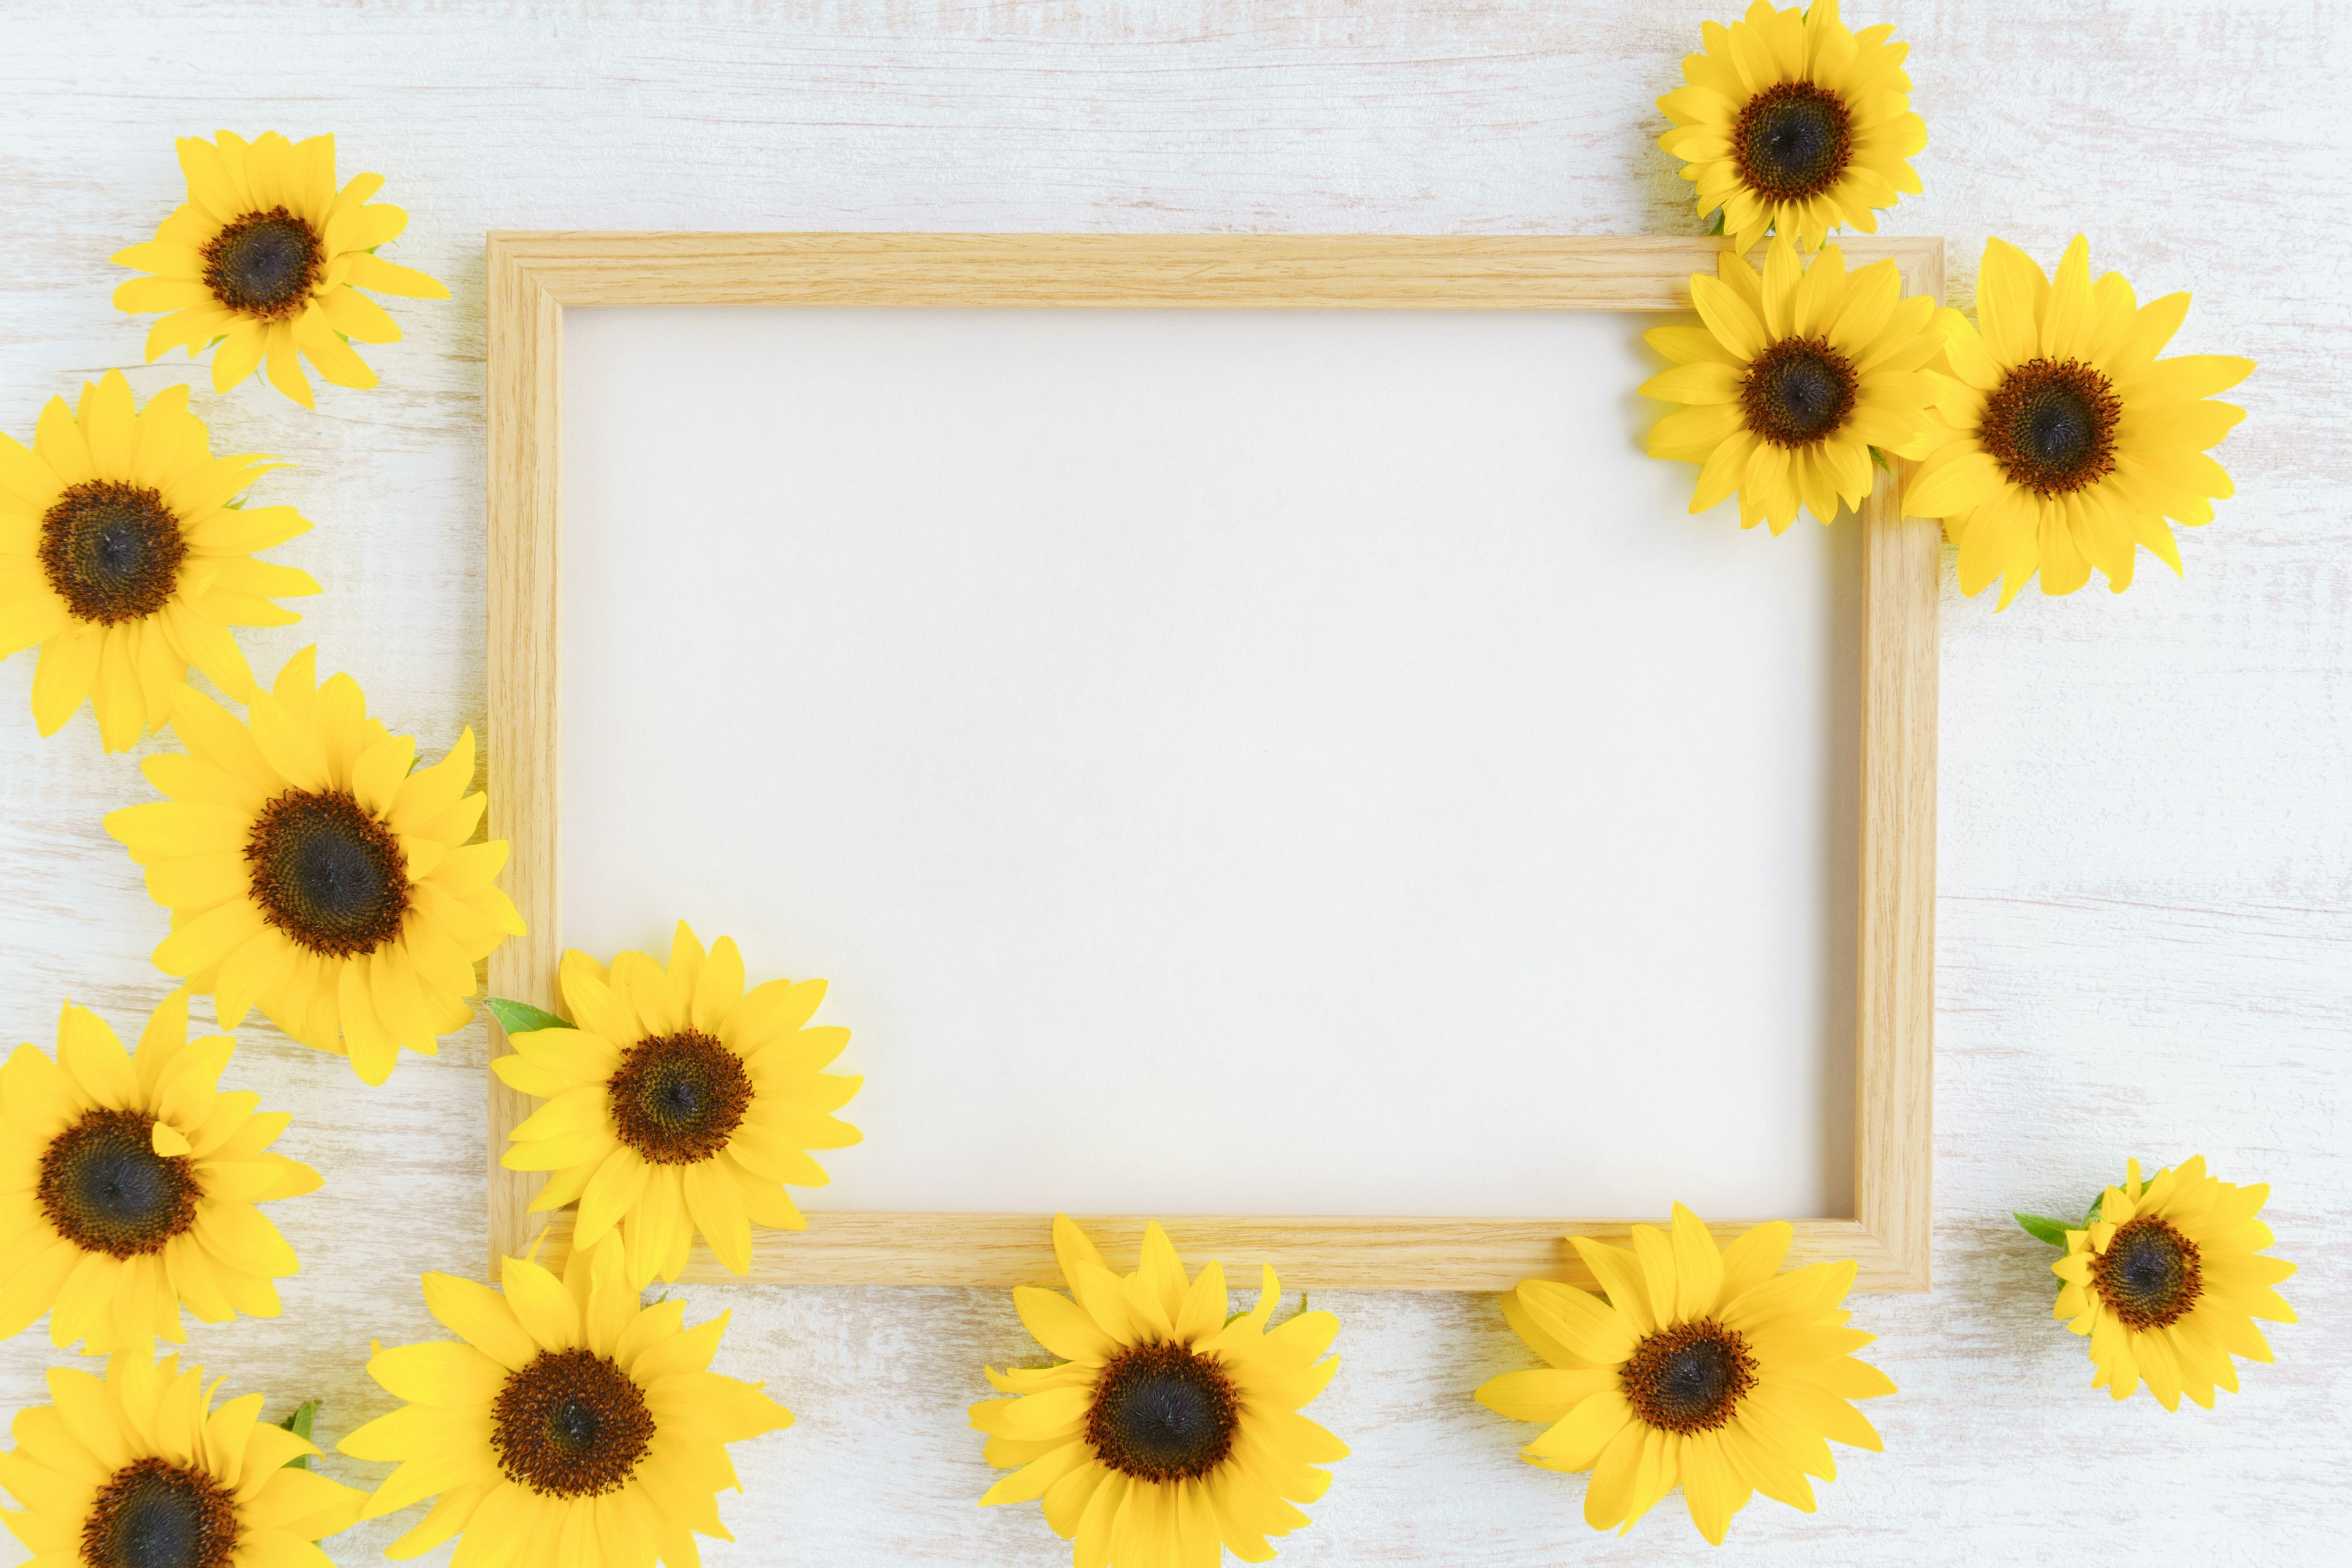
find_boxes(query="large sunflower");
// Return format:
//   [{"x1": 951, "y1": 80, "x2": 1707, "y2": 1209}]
[
  {"x1": 0, "y1": 369, "x2": 317, "y2": 752},
  {"x1": 340, "y1": 1231, "x2": 791, "y2": 1566},
  {"x1": 113, "y1": 130, "x2": 448, "y2": 408},
  {"x1": 1643, "y1": 235, "x2": 1945, "y2": 532},
  {"x1": 1904, "y1": 236, "x2": 2252, "y2": 606},
  {"x1": 104, "y1": 647, "x2": 523, "y2": 1085},
  {"x1": 1476, "y1": 1205, "x2": 1894, "y2": 1545},
  {"x1": 971, "y1": 1216, "x2": 1349, "y2": 1567},
  {"x1": 0, "y1": 988, "x2": 318, "y2": 1354},
  {"x1": 1659, "y1": 1, "x2": 1926, "y2": 255},
  {"x1": 2052, "y1": 1156, "x2": 2297, "y2": 1410},
  {"x1": 495, "y1": 921, "x2": 862, "y2": 1289},
  {"x1": 0, "y1": 1347, "x2": 366, "y2": 1568}
]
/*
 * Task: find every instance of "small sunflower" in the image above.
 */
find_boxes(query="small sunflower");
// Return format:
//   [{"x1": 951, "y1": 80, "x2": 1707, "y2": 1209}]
[
  {"x1": 340, "y1": 1231, "x2": 791, "y2": 1565},
  {"x1": 103, "y1": 647, "x2": 524, "y2": 1085},
  {"x1": 1476, "y1": 1204, "x2": 1894, "y2": 1545},
  {"x1": 971, "y1": 1216, "x2": 1349, "y2": 1567},
  {"x1": 0, "y1": 1347, "x2": 366, "y2": 1568},
  {"x1": 113, "y1": 130, "x2": 448, "y2": 408},
  {"x1": 2047, "y1": 1156, "x2": 2296, "y2": 1410},
  {"x1": 1659, "y1": 1, "x2": 1926, "y2": 255},
  {"x1": 0, "y1": 369, "x2": 317, "y2": 752},
  {"x1": 0, "y1": 988, "x2": 319, "y2": 1354},
  {"x1": 1905, "y1": 236, "x2": 2252, "y2": 606},
  {"x1": 1643, "y1": 235, "x2": 1945, "y2": 532},
  {"x1": 494, "y1": 921, "x2": 862, "y2": 1289}
]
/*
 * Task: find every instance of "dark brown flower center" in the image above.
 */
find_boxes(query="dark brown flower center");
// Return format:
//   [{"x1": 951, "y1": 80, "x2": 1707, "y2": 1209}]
[
  {"x1": 2091, "y1": 1215, "x2": 2203, "y2": 1332},
  {"x1": 37, "y1": 481, "x2": 187, "y2": 627},
  {"x1": 1741, "y1": 334, "x2": 1858, "y2": 448},
  {"x1": 1732, "y1": 80, "x2": 1854, "y2": 200},
  {"x1": 1980, "y1": 356, "x2": 2121, "y2": 496},
  {"x1": 245, "y1": 789, "x2": 412, "y2": 958},
  {"x1": 491, "y1": 1348, "x2": 655, "y2": 1498},
  {"x1": 80, "y1": 1456, "x2": 238, "y2": 1568},
  {"x1": 606, "y1": 1030, "x2": 753, "y2": 1164},
  {"x1": 1085, "y1": 1341, "x2": 1239, "y2": 1484},
  {"x1": 1621, "y1": 1320, "x2": 1757, "y2": 1434},
  {"x1": 202, "y1": 208, "x2": 323, "y2": 320},
  {"x1": 39, "y1": 1109, "x2": 199, "y2": 1259}
]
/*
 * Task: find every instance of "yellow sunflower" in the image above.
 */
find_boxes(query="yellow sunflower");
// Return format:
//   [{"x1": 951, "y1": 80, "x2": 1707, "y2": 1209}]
[
  {"x1": 494, "y1": 921, "x2": 862, "y2": 1290},
  {"x1": 0, "y1": 988, "x2": 318, "y2": 1354},
  {"x1": 113, "y1": 130, "x2": 448, "y2": 408},
  {"x1": 971, "y1": 1216, "x2": 1349, "y2": 1567},
  {"x1": 341, "y1": 1231, "x2": 791, "y2": 1566},
  {"x1": 0, "y1": 369, "x2": 317, "y2": 752},
  {"x1": 1659, "y1": 1, "x2": 1926, "y2": 255},
  {"x1": 1476, "y1": 1204, "x2": 1893, "y2": 1545},
  {"x1": 2051, "y1": 1156, "x2": 2296, "y2": 1410},
  {"x1": 1904, "y1": 236, "x2": 2252, "y2": 606},
  {"x1": 104, "y1": 647, "x2": 523, "y2": 1085},
  {"x1": 1643, "y1": 235, "x2": 1945, "y2": 532},
  {"x1": 0, "y1": 1347, "x2": 366, "y2": 1568}
]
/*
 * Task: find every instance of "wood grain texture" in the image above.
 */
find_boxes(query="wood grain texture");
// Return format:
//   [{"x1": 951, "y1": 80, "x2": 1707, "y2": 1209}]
[
  {"x1": 1, "y1": 3, "x2": 2345, "y2": 1564},
  {"x1": 1856, "y1": 467, "x2": 1942, "y2": 1291},
  {"x1": 484, "y1": 232, "x2": 1940, "y2": 1287},
  {"x1": 487, "y1": 229, "x2": 1940, "y2": 309},
  {"x1": 528, "y1": 1209, "x2": 1921, "y2": 1292},
  {"x1": 483, "y1": 237, "x2": 561, "y2": 1276}
]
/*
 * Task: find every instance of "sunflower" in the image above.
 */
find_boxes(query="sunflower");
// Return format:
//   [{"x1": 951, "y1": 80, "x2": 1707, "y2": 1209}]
[
  {"x1": 103, "y1": 647, "x2": 524, "y2": 1085},
  {"x1": 2051, "y1": 1156, "x2": 2296, "y2": 1410},
  {"x1": 494, "y1": 921, "x2": 862, "y2": 1290},
  {"x1": 1659, "y1": 1, "x2": 1926, "y2": 255},
  {"x1": 971, "y1": 1216, "x2": 1349, "y2": 1567},
  {"x1": 339, "y1": 1231, "x2": 791, "y2": 1566},
  {"x1": 0, "y1": 1346, "x2": 366, "y2": 1568},
  {"x1": 1904, "y1": 236, "x2": 2252, "y2": 607},
  {"x1": 0, "y1": 369, "x2": 317, "y2": 752},
  {"x1": 1643, "y1": 235, "x2": 1945, "y2": 532},
  {"x1": 112, "y1": 130, "x2": 448, "y2": 409},
  {"x1": 1475, "y1": 1204, "x2": 1893, "y2": 1545},
  {"x1": 0, "y1": 988, "x2": 319, "y2": 1355}
]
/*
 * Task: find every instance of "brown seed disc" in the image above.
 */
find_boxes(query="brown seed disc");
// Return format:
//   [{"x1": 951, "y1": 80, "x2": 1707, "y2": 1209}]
[
  {"x1": 37, "y1": 481, "x2": 187, "y2": 626},
  {"x1": 491, "y1": 1348, "x2": 656, "y2": 1499},
  {"x1": 1978, "y1": 356, "x2": 2122, "y2": 496},
  {"x1": 1620, "y1": 1319, "x2": 1758, "y2": 1435},
  {"x1": 1085, "y1": 1340, "x2": 1240, "y2": 1484},
  {"x1": 2091, "y1": 1215, "x2": 2204, "y2": 1332},
  {"x1": 244, "y1": 789, "x2": 413, "y2": 958},
  {"x1": 80, "y1": 1455, "x2": 240, "y2": 1568},
  {"x1": 606, "y1": 1030, "x2": 753, "y2": 1165},
  {"x1": 201, "y1": 207, "x2": 323, "y2": 320},
  {"x1": 1732, "y1": 80, "x2": 1855, "y2": 202},
  {"x1": 38, "y1": 1108, "x2": 199, "y2": 1259},
  {"x1": 1740, "y1": 334, "x2": 1859, "y2": 448}
]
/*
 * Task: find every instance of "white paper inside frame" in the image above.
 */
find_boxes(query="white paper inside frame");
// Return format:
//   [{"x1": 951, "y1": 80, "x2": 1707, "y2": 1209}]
[{"x1": 557, "y1": 306, "x2": 1861, "y2": 1221}]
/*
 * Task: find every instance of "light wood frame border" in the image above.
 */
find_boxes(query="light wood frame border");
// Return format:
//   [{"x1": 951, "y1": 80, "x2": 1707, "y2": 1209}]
[{"x1": 486, "y1": 233, "x2": 1940, "y2": 1292}]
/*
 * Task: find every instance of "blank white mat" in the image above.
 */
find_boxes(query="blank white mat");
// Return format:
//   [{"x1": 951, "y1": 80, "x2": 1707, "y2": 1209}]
[{"x1": 558, "y1": 306, "x2": 1859, "y2": 1219}]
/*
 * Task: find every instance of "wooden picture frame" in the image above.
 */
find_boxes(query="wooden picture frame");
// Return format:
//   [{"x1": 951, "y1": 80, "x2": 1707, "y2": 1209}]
[{"x1": 485, "y1": 233, "x2": 1940, "y2": 1293}]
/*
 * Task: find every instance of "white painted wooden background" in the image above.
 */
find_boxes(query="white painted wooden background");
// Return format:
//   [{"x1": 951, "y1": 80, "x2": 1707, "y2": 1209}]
[{"x1": 2, "y1": 2, "x2": 2344, "y2": 1562}]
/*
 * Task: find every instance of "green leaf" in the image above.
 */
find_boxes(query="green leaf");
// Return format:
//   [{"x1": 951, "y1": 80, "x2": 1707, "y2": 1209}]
[
  {"x1": 276, "y1": 1400, "x2": 318, "y2": 1468},
  {"x1": 486, "y1": 997, "x2": 565, "y2": 1036},
  {"x1": 2012, "y1": 1212, "x2": 2073, "y2": 1248},
  {"x1": 1705, "y1": 207, "x2": 1727, "y2": 237},
  {"x1": 1869, "y1": 445, "x2": 1893, "y2": 472}
]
